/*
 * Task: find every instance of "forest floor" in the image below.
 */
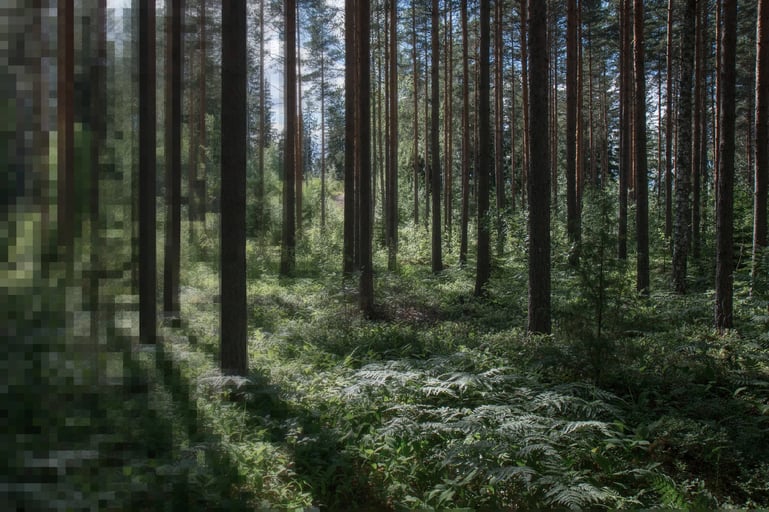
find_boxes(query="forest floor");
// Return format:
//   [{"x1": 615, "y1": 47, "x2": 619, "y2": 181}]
[{"x1": 6, "y1": 213, "x2": 769, "y2": 510}]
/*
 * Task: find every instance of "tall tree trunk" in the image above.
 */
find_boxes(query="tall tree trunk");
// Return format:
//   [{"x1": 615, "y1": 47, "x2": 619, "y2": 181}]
[
  {"x1": 282, "y1": 0, "x2": 297, "y2": 276},
  {"x1": 188, "y1": 6, "x2": 198, "y2": 224},
  {"x1": 164, "y1": 0, "x2": 183, "y2": 324},
  {"x1": 296, "y1": 14, "x2": 304, "y2": 237},
  {"x1": 257, "y1": 0, "x2": 266, "y2": 233},
  {"x1": 459, "y1": 0, "x2": 470, "y2": 265},
  {"x1": 343, "y1": 0, "x2": 357, "y2": 276},
  {"x1": 431, "y1": 0, "x2": 443, "y2": 273},
  {"x1": 412, "y1": 0, "x2": 420, "y2": 225},
  {"x1": 510, "y1": 17, "x2": 517, "y2": 211},
  {"x1": 528, "y1": 0, "x2": 551, "y2": 333},
  {"x1": 220, "y1": 0, "x2": 247, "y2": 376},
  {"x1": 197, "y1": 0, "x2": 207, "y2": 220},
  {"x1": 715, "y1": 0, "x2": 737, "y2": 330},
  {"x1": 672, "y1": 0, "x2": 696, "y2": 294},
  {"x1": 634, "y1": 0, "x2": 649, "y2": 295},
  {"x1": 754, "y1": 0, "x2": 769, "y2": 293},
  {"x1": 566, "y1": 0, "x2": 579, "y2": 243},
  {"x1": 519, "y1": 0, "x2": 530, "y2": 207},
  {"x1": 358, "y1": 0, "x2": 374, "y2": 316},
  {"x1": 387, "y1": 0, "x2": 399, "y2": 270},
  {"x1": 57, "y1": 0, "x2": 74, "y2": 260},
  {"x1": 494, "y1": 0, "x2": 505, "y2": 257},
  {"x1": 445, "y1": 7, "x2": 454, "y2": 241},
  {"x1": 139, "y1": 0, "x2": 157, "y2": 344},
  {"x1": 691, "y1": 0, "x2": 704, "y2": 259},
  {"x1": 320, "y1": 53, "x2": 327, "y2": 229},
  {"x1": 618, "y1": 0, "x2": 631, "y2": 260},
  {"x1": 474, "y1": 0, "x2": 491, "y2": 294},
  {"x1": 665, "y1": 0, "x2": 674, "y2": 240}
]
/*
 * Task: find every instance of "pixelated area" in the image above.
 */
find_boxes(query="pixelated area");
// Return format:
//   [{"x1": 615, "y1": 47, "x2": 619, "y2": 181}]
[{"x1": 2, "y1": 4, "x2": 244, "y2": 510}]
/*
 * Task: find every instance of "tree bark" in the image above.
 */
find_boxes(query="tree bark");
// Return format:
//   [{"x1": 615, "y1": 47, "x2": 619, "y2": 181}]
[
  {"x1": 282, "y1": 0, "x2": 297, "y2": 276},
  {"x1": 566, "y1": 0, "x2": 579, "y2": 244},
  {"x1": 672, "y1": 0, "x2": 696, "y2": 294},
  {"x1": 459, "y1": 0, "x2": 470, "y2": 265},
  {"x1": 343, "y1": 0, "x2": 357, "y2": 276},
  {"x1": 139, "y1": 0, "x2": 157, "y2": 344},
  {"x1": 527, "y1": 0, "x2": 551, "y2": 333},
  {"x1": 220, "y1": 0, "x2": 248, "y2": 376},
  {"x1": 387, "y1": 0, "x2": 398, "y2": 270},
  {"x1": 754, "y1": 0, "x2": 769, "y2": 292},
  {"x1": 519, "y1": 0, "x2": 530, "y2": 207},
  {"x1": 475, "y1": 0, "x2": 491, "y2": 294},
  {"x1": 634, "y1": 0, "x2": 649, "y2": 295},
  {"x1": 57, "y1": 0, "x2": 74, "y2": 260},
  {"x1": 431, "y1": 0, "x2": 443, "y2": 273},
  {"x1": 665, "y1": 0, "x2": 674, "y2": 240},
  {"x1": 715, "y1": 0, "x2": 737, "y2": 330},
  {"x1": 164, "y1": 0, "x2": 183, "y2": 324},
  {"x1": 358, "y1": 0, "x2": 374, "y2": 316},
  {"x1": 494, "y1": 0, "x2": 505, "y2": 257},
  {"x1": 618, "y1": 0, "x2": 631, "y2": 260}
]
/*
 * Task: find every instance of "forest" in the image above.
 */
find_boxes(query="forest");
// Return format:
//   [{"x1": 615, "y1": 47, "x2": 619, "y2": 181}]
[{"x1": 3, "y1": 0, "x2": 769, "y2": 509}]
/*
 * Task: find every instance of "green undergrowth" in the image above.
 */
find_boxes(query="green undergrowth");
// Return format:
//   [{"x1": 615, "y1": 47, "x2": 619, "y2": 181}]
[{"x1": 171, "y1": 221, "x2": 769, "y2": 510}]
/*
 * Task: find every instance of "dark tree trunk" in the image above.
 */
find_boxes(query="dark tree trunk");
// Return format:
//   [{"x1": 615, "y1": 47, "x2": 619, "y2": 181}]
[
  {"x1": 634, "y1": 0, "x2": 649, "y2": 294},
  {"x1": 618, "y1": 0, "x2": 631, "y2": 260},
  {"x1": 431, "y1": 0, "x2": 443, "y2": 274},
  {"x1": 257, "y1": 0, "x2": 266, "y2": 232},
  {"x1": 282, "y1": 0, "x2": 297, "y2": 276},
  {"x1": 220, "y1": 0, "x2": 248, "y2": 376},
  {"x1": 672, "y1": 0, "x2": 696, "y2": 294},
  {"x1": 527, "y1": 0, "x2": 551, "y2": 333},
  {"x1": 665, "y1": 0, "x2": 674, "y2": 240},
  {"x1": 57, "y1": 0, "x2": 74, "y2": 260},
  {"x1": 387, "y1": 0, "x2": 398, "y2": 270},
  {"x1": 358, "y1": 0, "x2": 374, "y2": 316},
  {"x1": 412, "y1": 1, "x2": 420, "y2": 226},
  {"x1": 566, "y1": 0, "x2": 579, "y2": 244},
  {"x1": 691, "y1": 0, "x2": 705, "y2": 259},
  {"x1": 475, "y1": 0, "x2": 491, "y2": 295},
  {"x1": 494, "y1": 0, "x2": 505, "y2": 257},
  {"x1": 754, "y1": 0, "x2": 769, "y2": 292},
  {"x1": 139, "y1": 0, "x2": 157, "y2": 345},
  {"x1": 343, "y1": 0, "x2": 356, "y2": 276},
  {"x1": 459, "y1": 0, "x2": 470, "y2": 265},
  {"x1": 715, "y1": 0, "x2": 737, "y2": 330},
  {"x1": 519, "y1": 0, "x2": 530, "y2": 206},
  {"x1": 164, "y1": 0, "x2": 183, "y2": 324}
]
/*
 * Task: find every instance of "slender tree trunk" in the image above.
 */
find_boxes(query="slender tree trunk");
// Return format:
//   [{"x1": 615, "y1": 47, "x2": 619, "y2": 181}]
[
  {"x1": 753, "y1": 0, "x2": 769, "y2": 293},
  {"x1": 164, "y1": 0, "x2": 183, "y2": 324},
  {"x1": 665, "y1": 0, "x2": 674, "y2": 239},
  {"x1": 296, "y1": 14, "x2": 304, "y2": 237},
  {"x1": 519, "y1": 0, "x2": 530, "y2": 207},
  {"x1": 320, "y1": 54, "x2": 327, "y2": 228},
  {"x1": 257, "y1": 0, "x2": 266, "y2": 233},
  {"x1": 343, "y1": 0, "x2": 357, "y2": 276},
  {"x1": 358, "y1": 0, "x2": 374, "y2": 316},
  {"x1": 715, "y1": 0, "x2": 737, "y2": 330},
  {"x1": 494, "y1": 0, "x2": 505, "y2": 257},
  {"x1": 412, "y1": 0, "x2": 420, "y2": 225},
  {"x1": 566, "y1": 0, "x2": 579, "y2": 243},
  {"x1": 282, "y1": 0, "x2": 298, "y2": 276},
  {"x1": 618, "y1": 0, "x2": 631, "y2": 260},
  {"x1": 197, "y1": 0, "x2": 207, "y2": 220},
  {"x1": 188, "y1": 10, "x2": 198, "y2": 224},
  {"x1": 691, "y1": 0, "x2": 704, "y2": 259},
  {"x1": 634, "y1": 0, "x2": 649, "y2": 295},
  {"x1": 672, "y1": 0, "x2": 696, "y2": 294},
  {"x1": 528, "y1": 0, "x2": 551, "y2": 333},
  {"x1": 459, "y1": 0, "x2": 470, "y2": 265},
  {"x1": 446, "y1": 7, "x2": 454, "y2": 241},
  {"x1": 474, "y1": 0, "x2": 491, "y2": 294},
  {"x1": 220, "y1": 0, "x2": 248, "y2": 376},
  {"x1": 387, "y1": 0, "x2": 398, "y2": 270},
  {"x1": 139, "y1": 0, "x2": 157, "y2": 344},
  {"x1": 431, "y1": 0, "x2": 443, "y2": 273},
  {"x1": 510, "y1": 17, "x2": 517, "y2": 211},
  {"x1": 57, "y1": 0, "x2": 74, "y2": 260}
]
